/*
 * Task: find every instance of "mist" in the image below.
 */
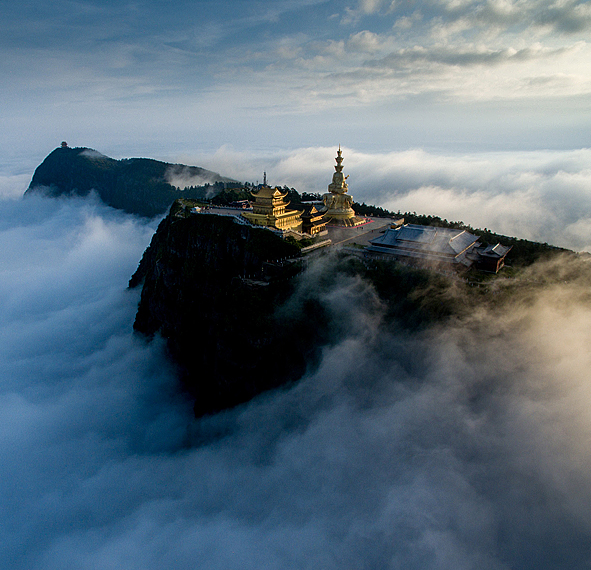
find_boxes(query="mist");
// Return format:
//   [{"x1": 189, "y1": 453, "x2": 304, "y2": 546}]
[
  {"x1": 184, "y1": 146, "x2": 591, "y2": 252},
  {"x1": 164, "y1": 165, "x2": 226, "y2": 192},
  {"x1": 2, "y1": 184, "x2": 591, "y2": 569}
]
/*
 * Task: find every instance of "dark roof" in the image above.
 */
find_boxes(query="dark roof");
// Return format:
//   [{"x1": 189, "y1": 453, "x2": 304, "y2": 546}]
[{"x1": 369, "y1": 224, "x2": 479, "y2": 263}]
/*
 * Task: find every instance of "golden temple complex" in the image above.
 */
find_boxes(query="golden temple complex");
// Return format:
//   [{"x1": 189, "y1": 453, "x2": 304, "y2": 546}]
[
  {"x1": 240, "y1": 147, "x2": 363, "y2": 235},
  {"x1": 321, "y1": 146, "x2": 365, "y2": 227}
]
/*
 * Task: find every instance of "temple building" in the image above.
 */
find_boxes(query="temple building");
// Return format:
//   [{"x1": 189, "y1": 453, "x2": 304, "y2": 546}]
[
  {"x1": 366, "y1": 224, "x2": 512, "y2": 273},
  {"x1": 321, "y1": 147, "x2": 365, "y2": 227},
  {"x1": 242, "y1": 184, "x2": 302, "y2": 232},
  {"x1": 300, "y1": 204, "x2": 328, "y2": 236},
  {"x1": 475, "y1": 243, "x2": 513, "y2": 273}
]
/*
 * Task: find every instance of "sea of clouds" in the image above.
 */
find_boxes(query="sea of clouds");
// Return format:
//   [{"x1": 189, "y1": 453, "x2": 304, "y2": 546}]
[
  {"x1": 185, "y1": 146, "x2": 591, "y2": 252},
  {"x1": 2, "y1": 159, "x2": 591, "y2": 569}
]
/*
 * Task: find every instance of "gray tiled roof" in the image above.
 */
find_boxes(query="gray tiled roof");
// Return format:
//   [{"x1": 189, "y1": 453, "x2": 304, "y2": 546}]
[{"x1": 369, "y1": 224, "x2": 479, "y2": 260}]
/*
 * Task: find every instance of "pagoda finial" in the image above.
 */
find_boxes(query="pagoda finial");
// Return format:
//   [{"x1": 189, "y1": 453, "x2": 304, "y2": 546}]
[{"x1": 334, "y1": 146, "x2": 344, "y2": 173}]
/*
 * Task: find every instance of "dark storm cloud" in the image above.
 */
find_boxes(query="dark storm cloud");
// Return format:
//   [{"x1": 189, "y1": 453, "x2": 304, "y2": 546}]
[{"x1": 2, "y1": 184, "x2": 591, "y2": 568}]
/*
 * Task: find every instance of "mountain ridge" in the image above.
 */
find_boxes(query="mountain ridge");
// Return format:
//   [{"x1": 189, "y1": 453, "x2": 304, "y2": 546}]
[{"x1": 25, "y1": 145, "x2": 238, "y2": 218}]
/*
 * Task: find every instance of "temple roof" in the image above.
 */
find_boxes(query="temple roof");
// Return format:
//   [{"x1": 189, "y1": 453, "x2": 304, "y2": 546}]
[
  {"x1": 370, "y1": 224, "x2": 479, "y2": 259},
  {"x1": 479, "y1": 243, "x2": 512, "y2": 258},
  {"x1": 251, "y1": 186, "x2": 287, "y2": 199}
]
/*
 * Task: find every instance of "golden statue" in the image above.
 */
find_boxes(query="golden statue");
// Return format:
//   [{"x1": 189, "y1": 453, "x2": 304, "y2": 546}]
[{"x1": 322, "y1": 146, "x2": 364, "y2": 226}]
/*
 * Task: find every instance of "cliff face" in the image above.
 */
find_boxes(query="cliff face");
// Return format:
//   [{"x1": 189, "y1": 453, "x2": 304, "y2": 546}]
[
  {"x1": 133, "y1": 202, "x2": 561, "y2": 417},
  {"x1": 128, "y1": 203, "x2": 479, "y2": 416},
  {"x1": 129, "y1": 205, "x2": 332, "y2": 416},
  {"x1": 26, "y1": 146, "x2": 236, "y2": 217}
]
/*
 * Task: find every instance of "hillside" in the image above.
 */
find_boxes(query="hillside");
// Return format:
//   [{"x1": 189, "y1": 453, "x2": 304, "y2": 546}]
[
  {"x1": 130, "y1": 202, "x2": 581, "y2": 417},
  {"x1": 130, "y1": 205, "x2": 317, "y2": 416},
  {"x1": 25, "y1": 145, "x2": 238, "y2": 217}
]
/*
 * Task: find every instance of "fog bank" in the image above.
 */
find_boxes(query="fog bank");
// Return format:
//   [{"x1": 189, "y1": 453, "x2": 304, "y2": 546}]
[{"x1": 2, "y1": 189, "x2": 591, "y2": 569}]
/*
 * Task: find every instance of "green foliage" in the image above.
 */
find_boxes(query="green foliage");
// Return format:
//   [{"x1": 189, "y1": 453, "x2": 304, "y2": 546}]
[
  {"x1": 353, "y1": 202, "x2": 395, "y2": 218},
  {"x1": 301, "y1": 192, "x2": 322, "y2": 202},
  {"x1": 286, "y1": 188, "x2": 302, "y2": 204},
  {"x1": 210, "y1": 188, "x2": 252, "y2": 206},
  {"x1": 360, "y1": 258, "x2": 464, "y2": 330}
]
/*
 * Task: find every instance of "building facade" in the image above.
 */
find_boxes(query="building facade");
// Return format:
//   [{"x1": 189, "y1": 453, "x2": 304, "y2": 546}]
[
  {"x1": 367, "y1": 223, "x2": 511, "y2": 272},
  {"x1": 242, "y1": 185, "x2": 302, "y2": 231}
]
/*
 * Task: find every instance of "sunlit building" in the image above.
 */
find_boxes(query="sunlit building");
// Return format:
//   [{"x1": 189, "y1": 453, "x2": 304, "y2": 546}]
[
  {"x1": 300, "y1": 204, "x2": 328, "y2": 236},
  {"x1": 242, "y1": 184, "x2": 302, "y2": 232},
  {"x1": 321, "y1": 147, "x2": 365, "y2": 227}
]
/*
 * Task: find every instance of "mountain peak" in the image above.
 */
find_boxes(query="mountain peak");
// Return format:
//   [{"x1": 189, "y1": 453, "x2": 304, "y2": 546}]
[{"x1": 26, "y1": 147, "x2": 237, "y2": 218}]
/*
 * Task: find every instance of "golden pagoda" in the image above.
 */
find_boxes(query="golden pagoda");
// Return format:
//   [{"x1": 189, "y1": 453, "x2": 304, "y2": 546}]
[
  {"x1": 322, "y1": 146, "x2": 364, "y2": 227},
  {"x1": 242, "y1": 178, "x2": 302, "y2": 231}
]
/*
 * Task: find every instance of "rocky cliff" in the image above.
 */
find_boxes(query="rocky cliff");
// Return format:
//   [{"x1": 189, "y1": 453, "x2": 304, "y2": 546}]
[
  {"x1": 128, "y1": 202, "x2": 472, "y2": 416},
  {"x1": 129, "y1": 203, "x2": 338, "y2": 416},
  {"x1": 129, "y1": 199, "x2": 580, "y2": 417},
  {"x1": 26, "y1": 146, "x2": 237, "y2": 217}
]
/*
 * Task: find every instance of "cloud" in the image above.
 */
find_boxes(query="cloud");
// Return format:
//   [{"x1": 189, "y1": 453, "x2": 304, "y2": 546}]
[
  {"x1": 1, "y1": 0, "x2": 590, "y2": 163},
  {"x1": 79, "y1": 149, "x2": 108, "y2": 159},
  {"x1": 3, "y1": 186, "x2": 591, "y2": 568},
  {"x1": 164, "y1": 165, "x2": 224, "y2": 190},
  {"x1": 0, "y1": 173, "x2": 30, "y2": 200},
  {"x1": 535, "y1": 0, "x2": 591, "y2": 34},
  {"x1": 359, "y1": 0, "x2": 386, "y2": 14},
  {"x1": 347, "y1": 30, "x2": 384, "y2": 52},
  {"x1": 371, "y1": 42, "x2": 581, "y2": 69},
  {"x1": 185, "y1": 146, "x2": 591, "y2": 251}
]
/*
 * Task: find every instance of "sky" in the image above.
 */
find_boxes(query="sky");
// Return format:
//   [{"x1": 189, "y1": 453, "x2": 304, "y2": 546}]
[
  {"x1": 2, "y1": 0, "x2": 590, "y2": 164},
  {"x1": 2, "y1": 0, "x2": 591, "y2": 250}
]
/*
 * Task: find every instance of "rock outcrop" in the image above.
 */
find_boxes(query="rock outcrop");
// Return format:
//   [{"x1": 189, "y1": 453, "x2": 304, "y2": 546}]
[{"x1": 129, "y1": 203, "x2": 330, "y2": 416}]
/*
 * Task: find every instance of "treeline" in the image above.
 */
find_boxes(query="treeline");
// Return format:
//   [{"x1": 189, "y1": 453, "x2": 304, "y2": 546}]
[{"x1": 202, "y1": 184, "x2": 310, "y2": 207}]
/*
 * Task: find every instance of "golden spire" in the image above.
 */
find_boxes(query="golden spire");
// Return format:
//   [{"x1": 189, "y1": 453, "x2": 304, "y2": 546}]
[{"x1": 334, "y1": 146, "x2": 344, "y2": 173}]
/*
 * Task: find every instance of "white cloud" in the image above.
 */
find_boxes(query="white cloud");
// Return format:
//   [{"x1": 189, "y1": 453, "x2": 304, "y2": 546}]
[
  {"x1": 3, "y1": 186, "x2": 591, "y2": 568},
  {"x1": 185, "y1": 146, "x2": 591, "y2": 251},
  {"x1": 359, "y1": 0, "x2": 386, "y2": 14},
  {"x1": 347, "y1": 30, "x2": 383, "y2": 52},
  {"x1": 0, "y1": 174, "x2": 30, "y2": 199},
  {"x1": 1, "y1": 0, "x2": 590, "y2": 162}
]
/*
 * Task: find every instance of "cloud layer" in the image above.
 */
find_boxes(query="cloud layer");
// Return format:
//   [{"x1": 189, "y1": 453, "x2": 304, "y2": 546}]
[
  {"x1": 185, "y1": 145, "x2": 591, "y2": 251},
  {"x1": 2, "y1": 187, "x2": 591, "y2": 568}
]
